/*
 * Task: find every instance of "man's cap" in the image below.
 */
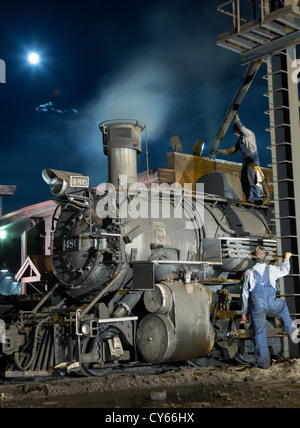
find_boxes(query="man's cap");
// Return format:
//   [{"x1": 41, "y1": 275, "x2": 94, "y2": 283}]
[{"x1": 250, "y1": 246, "x2": 269, "y2": 259}]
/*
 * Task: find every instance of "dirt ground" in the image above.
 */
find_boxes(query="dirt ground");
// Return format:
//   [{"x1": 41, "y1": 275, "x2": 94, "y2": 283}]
[{"x1": 0, "y1": 359, "x2": 300, "y2": 409}]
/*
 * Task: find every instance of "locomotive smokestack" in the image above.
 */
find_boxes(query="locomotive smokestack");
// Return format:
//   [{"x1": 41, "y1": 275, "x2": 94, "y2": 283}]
[{"x1": 99, "y1": 119, "x2": 146, "y2": 187}]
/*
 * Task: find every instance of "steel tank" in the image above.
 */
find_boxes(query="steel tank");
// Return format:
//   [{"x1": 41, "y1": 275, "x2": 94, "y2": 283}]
[{"x1": 136, "y1": 281, "x2": 214, "y2": 363}]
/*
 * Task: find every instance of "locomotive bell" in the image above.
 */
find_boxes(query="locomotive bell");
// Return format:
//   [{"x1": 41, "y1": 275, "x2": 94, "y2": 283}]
[
  {"x1": 42, "y1": 168, "x2": 89, "y2": 196},
  {"x1": 99, "y1": 119, "x2": 146, "y2": 187}
]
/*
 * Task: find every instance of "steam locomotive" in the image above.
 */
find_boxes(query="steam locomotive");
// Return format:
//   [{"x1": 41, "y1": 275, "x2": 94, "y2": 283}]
[{"x1": 0, "y1": 120, "x2": 284, "y2": 378}]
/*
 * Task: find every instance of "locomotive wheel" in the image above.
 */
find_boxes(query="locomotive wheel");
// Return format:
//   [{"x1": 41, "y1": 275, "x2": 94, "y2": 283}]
[{"x1": 80, "y1": 337, "x2": 112, "y2": 377}]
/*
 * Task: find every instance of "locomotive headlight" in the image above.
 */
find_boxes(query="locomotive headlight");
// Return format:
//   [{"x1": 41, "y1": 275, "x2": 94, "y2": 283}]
[
  {"x1": 0, "y1": 229, "x2": 7, "y2": 240},
  {"x1": 49, "y1": 176, "x2": 65, "y2": 195},
  {"x1": 42, "y1": 168, "x2": 89, "y2": 196},
  {"x1": 81, "y1": 323, "x2": 90, "y2": 336}
]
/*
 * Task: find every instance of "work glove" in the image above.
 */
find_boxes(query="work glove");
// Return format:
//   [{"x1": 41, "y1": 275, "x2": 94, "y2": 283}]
[{"x1": 215, "y1": 149, "x2": 226, "y2": 155}]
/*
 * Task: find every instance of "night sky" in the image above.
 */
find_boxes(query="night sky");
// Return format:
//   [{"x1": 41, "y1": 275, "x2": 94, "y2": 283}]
[{"x1": 0, "y1": 0, "x2": 274, "y2": 215}]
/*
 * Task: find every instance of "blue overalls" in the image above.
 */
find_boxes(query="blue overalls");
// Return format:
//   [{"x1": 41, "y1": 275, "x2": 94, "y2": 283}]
[{"x1": 249, "y1": 266, "x2": 294, "y2": 369}]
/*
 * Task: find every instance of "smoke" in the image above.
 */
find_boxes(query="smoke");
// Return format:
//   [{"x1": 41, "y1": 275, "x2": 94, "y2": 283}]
[
  {"x1": 96, "y1": 60, "x2": 175, "y2": 135},
  {"x1": 69, "y1": 0, "x2": 242, "y2": 184},
  {"x1": 92, "y1": 1, "x2": 234, "y2": 134},
  {"x1": 77, "y1": 57, "x2": 178, "y2": 160},
  {"x1": 68, "y1": 62, "x2": 172, "y2": 186}
]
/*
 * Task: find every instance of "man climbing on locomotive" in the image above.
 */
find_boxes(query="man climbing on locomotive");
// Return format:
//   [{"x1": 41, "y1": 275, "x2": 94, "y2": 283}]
[
  {"x1": 215, "y1": 114, "x2": 264, "y2": 205},
  {"x1": 241, "y1": 247, "x2": 294, "y2": 370}
]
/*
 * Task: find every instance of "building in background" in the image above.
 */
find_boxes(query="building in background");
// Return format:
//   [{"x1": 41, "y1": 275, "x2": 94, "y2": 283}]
[{"x1": 0, "y1": 200, "x2": 55, "y2": 294}]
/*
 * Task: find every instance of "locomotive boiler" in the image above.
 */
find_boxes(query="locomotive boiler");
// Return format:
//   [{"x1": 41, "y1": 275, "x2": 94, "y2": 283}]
[{"x1": 0, "y1": 120, "x2": 284, "y2": 378}]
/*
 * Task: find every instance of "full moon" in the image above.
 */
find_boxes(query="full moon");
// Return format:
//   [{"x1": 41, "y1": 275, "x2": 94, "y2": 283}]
[{"x1": 28, "y1": 52, "x2": 40, "y2": 65}]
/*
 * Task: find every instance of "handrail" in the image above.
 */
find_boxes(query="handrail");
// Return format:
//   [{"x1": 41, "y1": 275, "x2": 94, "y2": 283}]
[{"x1": 217, "y1": 0, "x2": 248, "y2": 32}]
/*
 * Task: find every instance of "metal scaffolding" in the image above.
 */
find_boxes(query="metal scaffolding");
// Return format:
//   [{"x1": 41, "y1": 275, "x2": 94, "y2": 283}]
[{"x1": 215, "y1": 0, "x2": 300, "y2": 357}]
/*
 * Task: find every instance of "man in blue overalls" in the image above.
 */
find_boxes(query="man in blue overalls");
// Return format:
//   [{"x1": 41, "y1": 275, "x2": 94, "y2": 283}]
[
  {"x1": 215, "y1": 115, "x2": 263, "y2": 205},
  {"x1": 241, "y1": 247, "x2": 294, "y2": 369}
]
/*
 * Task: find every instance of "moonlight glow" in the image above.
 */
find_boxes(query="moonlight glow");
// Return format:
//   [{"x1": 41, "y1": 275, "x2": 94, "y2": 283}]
[{"x1": 28, "y1": 52, "x2": 40, "y2": 65}]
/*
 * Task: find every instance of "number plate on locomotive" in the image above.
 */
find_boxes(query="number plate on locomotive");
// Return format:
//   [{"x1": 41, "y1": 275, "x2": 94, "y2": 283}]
[
  {"x1": 63, "y1": 237, "x2": 80, "y2": 251},
  {"x1": 70, "y1": 176, "x2": 89, "y2": 188}
]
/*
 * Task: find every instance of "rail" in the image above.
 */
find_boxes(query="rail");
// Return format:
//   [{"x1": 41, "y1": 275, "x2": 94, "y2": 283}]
[
  {"x1": 217, "y1": 0, "x2": 248, "y2": 33},
  {"x1": 217, "y1": 1, "x2": 275, "y2": 33}
]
